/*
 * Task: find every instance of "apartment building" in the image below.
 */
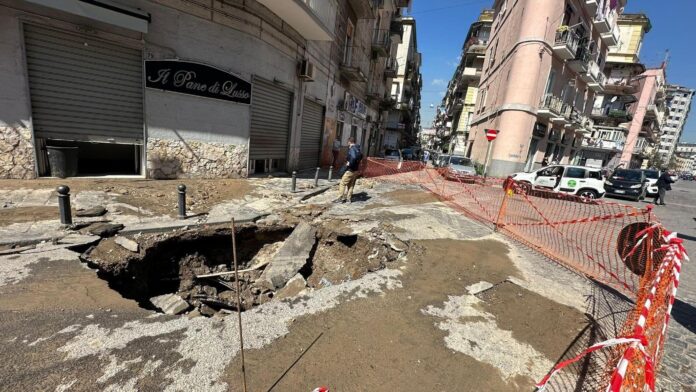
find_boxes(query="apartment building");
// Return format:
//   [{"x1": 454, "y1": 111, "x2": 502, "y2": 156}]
[
  {"x1": 0, "y1": 0, "x2": 411, "y2": 179},
  {"x1": 675, "y1": 142, "x2": 696, "y2": 172},
  {"x1": 467, "y1": 0, "x2": 624, "y2": 177},
  {"x1": 658, "y1": 85, "x2": 695, "y2": 162},
  {"x1": 438, "y1": 9, "x2": 493, "y2": 155},
  {"x1": 577, "y1": 13, "x2": 651, "y2": 169},
  {"x1": 384, "y1": 16, "x2": 422, "y2": 149},
  {"x1": 320, "y1": 0, "x2": 411, "y2": 166}
]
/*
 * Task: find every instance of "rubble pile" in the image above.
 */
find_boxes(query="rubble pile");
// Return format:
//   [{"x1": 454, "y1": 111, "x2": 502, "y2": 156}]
[{"x1": 82, "y1": 216, "x2": 411, "y2": 318}]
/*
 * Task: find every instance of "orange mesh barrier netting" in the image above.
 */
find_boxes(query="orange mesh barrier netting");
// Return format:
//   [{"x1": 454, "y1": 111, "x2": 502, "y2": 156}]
[{"x1": 360, "y1": 158, "x2": 687, "y2": 392}]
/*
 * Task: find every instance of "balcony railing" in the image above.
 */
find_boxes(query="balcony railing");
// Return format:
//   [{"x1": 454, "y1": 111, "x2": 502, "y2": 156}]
[
  {"x1": 582, "y1": 61, "x2": 606, "y2": 91},
  {"x1": 538, "y1": 94, "x2": 573, "y2": 121},
  {"x1": 384, "y1": 57, "x2": 398, "y2": 78},
  {"x1": 553, "y1": 29, "x2": 580, "y2": 60},
  {"x1": 464, "y1": 37, "x2": 488, "y2": 54},
  {"x1": 371, "y1": 29, "x2": 391, "y2": 57},
  {"x1": 340, "y1": 45, "x2": 369, "y2": 82},
  {"x1": 568, "y1": 45, "x2": 592, "y2": 73},
  {"x1": 594, "y1": 8, "x2": 616, "y2": 34}
]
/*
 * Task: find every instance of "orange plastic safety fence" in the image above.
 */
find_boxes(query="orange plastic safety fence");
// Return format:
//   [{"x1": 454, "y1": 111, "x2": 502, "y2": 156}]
[{"x1": 360, "y1": 158, "x2": 686, "y2": 391}]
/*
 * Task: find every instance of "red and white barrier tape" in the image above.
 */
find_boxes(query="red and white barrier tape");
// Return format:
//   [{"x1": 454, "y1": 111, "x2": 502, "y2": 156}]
[{"x1": 535, "y1": 229, "x2": 687, "y2": 392}]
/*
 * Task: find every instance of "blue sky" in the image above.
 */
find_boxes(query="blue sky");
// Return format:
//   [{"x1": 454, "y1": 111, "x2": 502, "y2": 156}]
[{"x1": 409, "y1": 0, "x2": 696, "y2": 142}]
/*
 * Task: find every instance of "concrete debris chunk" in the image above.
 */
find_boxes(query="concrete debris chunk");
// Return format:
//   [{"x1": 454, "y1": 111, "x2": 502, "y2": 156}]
[
  {"x1": 75, "y1": 206, "x2": 107, "y2": 217},
  {"x1": 150, "y1": 294, "x2": 189, "y2": 315},
  {"x1": 386, "y1": 236, "x2": 408, "y2": 252},
  {"x1": 276, "y1": 273, "x2": 307, "y2": 299},
  {"x1": 87, "y1": 223, "x2": 124, "y2": 237},
  {"x1": 58, "y1": 234, "x2": 101, "y2": 248},
  {"x1": 466, "y1": 281, "x2": 494, "y2": 295},
  {"x1": 258, "y1": 222, "x2": 317, "y2": 289},
  {"x1": 114, "y1": 236, "x2": 139, "y2": 253}
]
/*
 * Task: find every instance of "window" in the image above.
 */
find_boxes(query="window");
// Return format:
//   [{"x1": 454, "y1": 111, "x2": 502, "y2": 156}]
[
  {"x1": 562, "y1": 4, "x2": 574, "y2": 26},
  {"x1": 350, "y1": 125, "x2": 357, "y2": 140},
  {"x1": 565, "y1": 167, "x2": 586, "y2": 178},
  {"x1": 336, "y1": 121, "x2": 344, "y2": 142},
  {"x1": 391, "y1": 82, "x2": 400, "y2": 99},
  {"x1": 545, "y1": 70, "x2": 556, "y2": 95},
  {"x1": 588, "y1": 171, "x2": 602, "y2": 180}
]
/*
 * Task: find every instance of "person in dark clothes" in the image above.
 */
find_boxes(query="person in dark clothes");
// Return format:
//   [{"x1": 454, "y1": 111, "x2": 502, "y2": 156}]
[
  {"x1": 334, "y1": 137, "x2": 363, "y2": 203},
  {"x1": 653, "y1": 170, "x2": 675, "y2": 206}
]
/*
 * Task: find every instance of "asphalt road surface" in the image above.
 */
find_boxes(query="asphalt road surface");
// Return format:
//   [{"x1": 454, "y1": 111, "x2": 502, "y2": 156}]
[{"x1": 605, "y1": 180, "x2": 696, "y2": 391}]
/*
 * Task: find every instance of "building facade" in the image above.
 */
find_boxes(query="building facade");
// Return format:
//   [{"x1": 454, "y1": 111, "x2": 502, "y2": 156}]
[
  {"x1": 1, "y1": 0, "x2": 413, "y2": 179},
  {"x1": 384, "y1": 15, "x2": 421, "y2": 150},
  {"x1": 467, "y1": 0, "x2": 624, "y2": 177},
  {"x1": 577, "y1": 13, "x2": 650, "y2": 169},
  {"x1": 438, "y1": 9, "x2": 493, "y2": 155},
  {"x1": 658, "y1": 85, "x2": 694, "y2": 162},
  {"x1": 675, "y1": 142, "x2": 696, "y2": 173}
]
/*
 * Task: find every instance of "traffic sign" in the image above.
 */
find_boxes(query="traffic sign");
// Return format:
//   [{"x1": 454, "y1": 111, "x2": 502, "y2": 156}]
[{"x1": 485, "y1": 129, "x2": 499, "y2": 142}]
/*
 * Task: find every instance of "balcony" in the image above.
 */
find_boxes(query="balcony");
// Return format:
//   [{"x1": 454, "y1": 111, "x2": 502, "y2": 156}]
[
  {"x1": 257, "y1": 0, "x2": 336, "y2": 41},
  {"x1": 591, "y1": 105, "x2": 633, "y2": 122},
  {"x1": 348, "y1": 0, "x2": 374, "y2": 19},
  {"x1": 384, "y1": 57, "x2": 398, "y2": 78},
  {"x1": 538, "y1": 94, "x2": 572, "y2": 124},
  {"x1": 340, "y1": 46, "x2": 369, "y2": 82},
  {"x1": 379, "y1": 94, "x2": 396, "y2": 109},
  {"x1": 593, "y1": 9, "x2": 616, "y2": 34},
  {"x1": 366, "y1": 82, "x2": 383, "y2": 102},
  {"x1": 601, "y1": 23, "x2": 620, "y2": 47},
  {"x1": 464, "y1": 37, "x2": 488, "y2": 55},
  {"x1": 603, "y1": 75, "x2": 640, "y2": 95},
  {"x1": 371, "y1": 29, "x2": 391, "y2": 57},
  {"x1": 633, "y1": 137, "x2": 650, "y2": 155},
  {"x1": 585, "y1": 0, "x2": 598, "y2": 14},
  {"x1": 566, "y1": 110, "x2": 591, "y2": 132},
  {"x1": 582, "y1": 137, "x2": 625, "y2": 152},
  {"x1": 390, "y1": 21, "x2": 403, "y2": 43},
  {"x1": 581, "y1": 61, "x2": 606, "y2": 92},
  {"x1": 460, "y1": 66, "x2": 482, "y2": 81},
  {"x1": 553, "y1": 30, "x2": 580, "y2": 60},
  {"x1": 568, "y1": 46, "x2": 591, "y2": 74}
]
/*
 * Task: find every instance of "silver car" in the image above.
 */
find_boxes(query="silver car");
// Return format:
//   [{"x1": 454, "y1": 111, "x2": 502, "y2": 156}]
[{"x1": 447, "y1": 155, "x2": 476, "y2": 175}]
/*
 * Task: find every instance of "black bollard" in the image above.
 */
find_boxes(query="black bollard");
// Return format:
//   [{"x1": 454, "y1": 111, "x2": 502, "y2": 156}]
[
  {"x1": 314, "y1": 167, "x2": 320, "y2": 187},
  {"x1": 177, "y1": 184, "x2": 187, "y2": 220},
  {"x1": 56, "y1": 185, "x2": 72, "y2": 226},
  {"x1": 328, "y1": 166, "x2": 333, "y2": 181},
  {"x1": 291, "y1": 171, "x2": 297, "y2": 192}
]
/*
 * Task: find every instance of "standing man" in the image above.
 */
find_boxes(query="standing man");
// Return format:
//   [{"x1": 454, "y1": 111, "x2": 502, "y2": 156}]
[
  {"x1": 331, "y1": 137, "x2": 342, "y2": 169},
  {"x1": 334, "y1": 137, "x2": 363, "y2": 204},
  {"x1": 653, "y1": 170, "x2": 675, "y2": 206}
]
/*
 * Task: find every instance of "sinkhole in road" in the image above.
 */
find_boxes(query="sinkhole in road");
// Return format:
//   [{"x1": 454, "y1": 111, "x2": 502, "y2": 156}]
[{"x1": 81, "y1": 221, "x2": 408, "y2": 317}]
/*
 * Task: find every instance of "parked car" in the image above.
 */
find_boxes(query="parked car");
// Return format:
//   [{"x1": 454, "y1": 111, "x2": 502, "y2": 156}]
[
  {"x1": 401, "y1": 148, "x2": 415, "y2": 160},
  {"x1": 640, "y1": 169, "x2": 660, "y2": 196},
  {"x1": 446, "y1": 155, "x2": 476, "y2": 176},
  {"x1": 511, "y1": 165, "x2": 606, "y2": 199},
  {"x1": 681, "y1": 173, "x2": 694, "y2": 181},
  {"x1": 435, "y1": 154, "x2": 450, "y2": 168},
  {"x1": 604, "y1": 169, "x2": 648, "y2": 201},
  {"x1": 383, "y1": 149, "x2": 402, "y2": 161}
]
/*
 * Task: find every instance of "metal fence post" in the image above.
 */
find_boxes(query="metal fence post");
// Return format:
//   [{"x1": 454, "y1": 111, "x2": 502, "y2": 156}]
[
  {"x1": 177, "y1": 184, "x2": 187, "y2": 219},
  {"x1": 56, "y1": 185, "x2": 72, "y2": 226},
  {"x1": 328, "y1": 166, "x2": 333, "y2": 181},
  {"x1": 314, "y1": 167, "x2": 320, "y2": 187},
  {"x1": 291, "y1": 171, "x2": 297, "y2": 192}
]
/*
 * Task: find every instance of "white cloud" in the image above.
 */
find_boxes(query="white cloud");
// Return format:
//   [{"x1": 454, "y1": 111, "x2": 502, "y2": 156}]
[{"x1": 431, "y1": 78, "x2": 445, "y2": 86}]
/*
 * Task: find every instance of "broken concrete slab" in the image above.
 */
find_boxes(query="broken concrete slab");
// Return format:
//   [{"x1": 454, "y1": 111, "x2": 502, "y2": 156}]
[
  {"x1": 466, "y1": 281, "x2": 494, "y2": 295},
  {"x1": 0, "y1": 245, "x2": 36, "y2": 255},
  {"x1": 150, "y1": 294, "x2": 189, "y2": 315},
  {"x1": 87, "y1": 223, "x2": 124, "y2": 237},
  {"x1": 258, "y1": 222, "x2": 317, "y2": 290},
  {"x1": 276, "y1": 273, "x2": 307, "y2": 299},
  {"x1": 75, "y1": 206, "x2": 107, "y2": 217},
  {"x1": 386, "y1": 236, "x2": 408, "y2": 252},
  {"x1": 57, "y1": 234, "x2": 101, "y2": 248},
  {"x1": 114, "y1": 236, "x2": 139, "y2": 253}
]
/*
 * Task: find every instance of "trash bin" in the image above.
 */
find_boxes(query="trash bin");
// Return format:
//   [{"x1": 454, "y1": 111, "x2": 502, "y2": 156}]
[{"x1": 46, "y1": 146, "x2": 78, "y2": 178}]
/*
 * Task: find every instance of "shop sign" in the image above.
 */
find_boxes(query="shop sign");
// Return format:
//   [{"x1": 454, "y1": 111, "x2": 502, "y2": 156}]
[
  {"x1": 145, "y1": 60, "x2": 251, "y2": 104},
  {"x1": 344, "y1": 92, "x2": 367, "y2": 119}
]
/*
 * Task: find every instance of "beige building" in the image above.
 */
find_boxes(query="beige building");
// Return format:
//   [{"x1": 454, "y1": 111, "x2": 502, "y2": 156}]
[
  {"x1": 438, "y1": 9, "x2": 493, "y2": 155},
  {"x1": 658, "y1": 85, "x2": 695, "y2": 162},
  {"x1": 467, "y1": 0, "x2": 624, "y2": 176},
  {"x1": 675, "y1": 142, "x2": 696, "y2": 172}
]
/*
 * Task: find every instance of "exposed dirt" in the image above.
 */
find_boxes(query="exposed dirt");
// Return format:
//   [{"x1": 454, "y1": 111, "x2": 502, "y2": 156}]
[
  {"x1": 0, "y1": 206, "x2": 59, "y2": 225},
  {"x1": 82, "y1": 219, "x2": 410, "y2": 317},
  {"x1": 224, "y1": 238, "x2": 589, "y2": 391},
  {"x1": 0, "y1": 178, "x2": 254, "y2": 217}
]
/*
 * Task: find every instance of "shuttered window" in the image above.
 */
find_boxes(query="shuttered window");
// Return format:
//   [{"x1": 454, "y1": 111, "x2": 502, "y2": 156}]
[
  {"x1": 23, "y1": 24, "x2": 143, "y2": 143},
  {"x1": 249, "y1": 78, "x2": 293, "y2": 160},
  {"x1": 298, "y1": 100, "x2": 324, "y2": 169}
]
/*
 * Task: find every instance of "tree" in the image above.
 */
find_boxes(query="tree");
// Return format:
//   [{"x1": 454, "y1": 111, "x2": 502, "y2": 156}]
[
  {"x1": 667, "y1": 154, "x2": 678, "y2": 170},
  {"x1": 643, "y1": 149, "x2": 665, "y2": 170}
]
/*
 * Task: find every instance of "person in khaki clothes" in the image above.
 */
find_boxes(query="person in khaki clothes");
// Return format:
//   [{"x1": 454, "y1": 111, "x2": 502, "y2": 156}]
[{"x1": 334, "y1": 137, "x2": 363, "y2": 204}]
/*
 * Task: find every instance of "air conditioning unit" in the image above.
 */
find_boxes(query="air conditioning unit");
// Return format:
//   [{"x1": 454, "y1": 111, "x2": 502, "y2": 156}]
[{"x1": 299, "y1": 59, "x2": 315, "y2": 81}]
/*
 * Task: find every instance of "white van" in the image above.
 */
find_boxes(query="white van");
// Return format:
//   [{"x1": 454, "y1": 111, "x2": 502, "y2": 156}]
[{"x1": 511, "y1": 165, "x2": 606, "y2": 199}]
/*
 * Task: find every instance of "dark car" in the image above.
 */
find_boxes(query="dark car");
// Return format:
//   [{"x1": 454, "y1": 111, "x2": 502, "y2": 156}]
[{"x1": 604, "y1": 169, "x2": 647, "y2": 201}]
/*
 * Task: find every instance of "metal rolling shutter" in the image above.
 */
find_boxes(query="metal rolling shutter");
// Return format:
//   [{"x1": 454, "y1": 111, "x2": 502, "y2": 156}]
[
  {"x1": 298, "y1": 100, "x2": 324, "y2": 169},
  {"x1": 23, "y1": 24, "x2": 143, "y2": 143},
  {"x1": 249, "y1": 79, "x2": 293, "y2": 160}
]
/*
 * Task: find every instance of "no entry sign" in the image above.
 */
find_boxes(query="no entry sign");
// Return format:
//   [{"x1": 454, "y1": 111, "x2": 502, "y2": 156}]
[{"x1": 485, "y1": 129, "x2": 499, "y2": 142}]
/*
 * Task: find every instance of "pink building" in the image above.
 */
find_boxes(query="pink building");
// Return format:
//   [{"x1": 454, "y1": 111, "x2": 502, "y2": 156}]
[{"x1": 468, "y1": 0, "x2": 624, "y2": 176}]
